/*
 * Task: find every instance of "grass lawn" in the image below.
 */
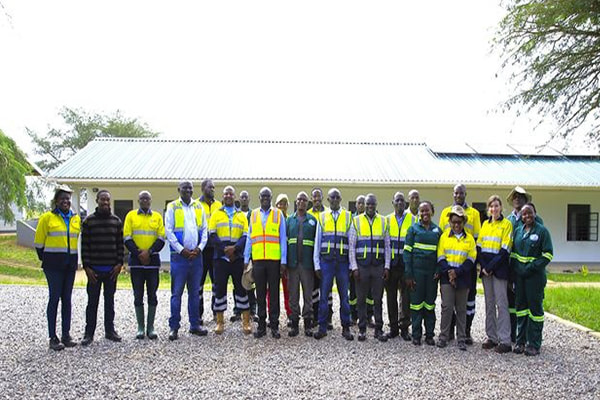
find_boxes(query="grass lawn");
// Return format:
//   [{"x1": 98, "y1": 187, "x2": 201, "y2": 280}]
[
  {"x1": 544, "y1": 287, "x2": 600, "y2": 332},
  {"x1": 547, "y1": 272, "x2": 600, "y2": 283}
]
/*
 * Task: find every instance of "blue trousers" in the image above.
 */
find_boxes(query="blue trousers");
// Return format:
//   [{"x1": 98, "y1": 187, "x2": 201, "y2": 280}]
[
  {"x1": 44, "y1": 268, "x2": 76, "y2": 339},
  {"x1": 169, "y1": 253, "x2": 203, "y2": 330},
  {"x1": 318, "y1": 260, "x2": 351, "y2": 331}
]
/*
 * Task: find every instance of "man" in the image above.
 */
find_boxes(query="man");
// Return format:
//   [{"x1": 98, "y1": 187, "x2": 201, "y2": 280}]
[
  {"x1": 308, "y1": 187, "x2": 333, "y2": 330},
  {"x1": 81, "y1": 190, "x2": 124, "y2": 346},
  {"x1": 232, "y1": 190, "x2": 257, "y2": 321},
  {"x1": 351, "y1": 193, "x2": 391, "y2": 342},
  {"x1": 209, "y1": 186, "x2": 251, "y2": 334},
  {"x1": 165, "y1": 181, "x2": 208, "y2": 340},
  {"x1": 275, "y1": 193, "x2": 292, "y2": 326},
  {"x1": 198, "y1": 179, "x2": 222, "y2": 325},
  {"x1": 123, "y1": 191, "x2": 166, "y2": 340},
  {"x1": 285, "y1": 191, "x2": 318, "y2": 337},
  {"x1": 438, "y1": 184, "x2": 481, "y2": 344},
  {"x1": 313, "y1": 188, "x2": 354, "y2": 341},
  {"x1": 385, "y1": 191, "x2": 413, "y2": 341},
  {"x1": 349, "y1": 194, "x2": 372, "y2": 325},
  {"x1": 506, "y1": 186, "x2": 544, "y2": 342},
  {"x1": 244, "y1": 187, "x2": 287, "y2": 339}
]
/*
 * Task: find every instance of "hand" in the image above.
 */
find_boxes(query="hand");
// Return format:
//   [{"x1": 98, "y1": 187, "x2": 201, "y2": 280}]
[
  {"x1": 405, "y1": 278, "x2": 416, "y2": 290},
  {"x1": 189, "y1": 248, "x2": 201, "y2": 260},
  {"x1": 84, "y1": 266, "x2": 97, "y2": 284},
  {"x1": 181, "y1": 248, "x2": 193, "y2": 259},
  {"x1": 110, "y1": 264, "x2": 122, "y2": 281},
  {"x1": 383, "y1": 269, "x2": 389, "y2": 281},
  {"x1": 433, "y1": 273, "x2": 440, "y2": 281},
  {"x1": 224, "y1": 246, "x2": 237, "y2": 262},
  {"x1": 138, "y1": 250, "x2": 151, "y2": 265},
  {"x1": 352, "y1": 269, "x2": 360, "y2": 281},
  {"x1": 482, "y1": 268, "x2": 490, "y2": 277},
  {"x1": 315, "y1": 270, "x2": 322, "y2": 280},
  {"x1": 280, "y1": 264, "x2": 287, "y2": 278},
  {"x1": 448, "y1": 269, "x2": 457, "y2": 281}
]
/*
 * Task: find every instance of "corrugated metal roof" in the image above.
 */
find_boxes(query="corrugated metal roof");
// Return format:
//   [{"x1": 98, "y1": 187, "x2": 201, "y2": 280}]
[{"x1": 47, "y1": 138, "x2": 600, "y2": 187}]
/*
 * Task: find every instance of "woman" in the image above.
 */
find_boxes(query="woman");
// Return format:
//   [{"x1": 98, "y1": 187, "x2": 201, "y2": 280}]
[
  {"x1": 403, "y1": 201, "x2": 442, "y2": 346},
  {"x1": 436, "y1": 205, "x2": 477, "y2": 350},
  {"x1": 33, "y1": 186, "x2": 81, "y2": 351},
  {"x1": 510, "y1": 204, "x2": 553, "y2": 356},
  {"x1": 477, "y1": 195, "x2": 513, "y2": 353}
]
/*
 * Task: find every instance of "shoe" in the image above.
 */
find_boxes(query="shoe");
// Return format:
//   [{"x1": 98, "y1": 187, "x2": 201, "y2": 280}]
[
  {"x1": 241, "y1": 311, "x2": 252, "y2": 335},
  {"x1": 189, "y1": 327, "x2": 208, "y2": 336},
  {"x1": 252, "y1": 314, "x2": 259, "y2": 323},
  {"x1": 412, "y1": 338, "x2": 422, "y2": 346},
  {"x1": 230, "y1": 314, "x2": 241, "y2": 322},
  {"x1": 81, "y1": 335, "x2": 93, "y2": 346},
  {"x1": 400, "y1": 329, "x2": 411, "y2": 341},
  {"x1": 524, "y1": 346, "x2": 540, "y2": 356},
  {"x1": 288, "y1": 320, "x2": 299, "y2": 337},
  {"x1": 105, "y1": 331, "x2": 122, "y2": 342},
  {"x1": 271, "y1": 328, "x2": 281, "y2": 339},
  {"x1": 465, "y1": 337, "x2": 474, "y2": 345},
  {"x1": 314, "y1": 330, "x2": 327, "y2": 340},
  {"x1": 436, "y1": 340, "x2": 447, "y2": 348},
  {"x1": 214, "y1": 312, "x2": 225, "y2": 335},
  {"x1": 458, "y1": 341, "x2": 467, "y2": 351},
  {"x1": 513, "y1": 344, "x2": 525, "y2": 354},
  {"x1": 254, "y1": 328, "x2": 266, "y2": 339},
  {"x1": 169, "y1": 329, "x2": 179, "y2": 341},
  {"x1": 387, "y1": 329, "x2": 399, "y2": 339},
  {"x1": 135, "y1": 305, "x2": 146, "y2": 340},
  {"x1": 146, "y1": 305, "x2": 158, "y2": 340},
  {"x1": 358, "y1": 331, "x2": 367, "y2": 342},
  {"x1": 375, "y1": 329, "x2": 388, "y2": 343},
  {"x1": 495, "y1": 343, "x2": 512, "y2": 354},
  {"x1": 482, "y1": 339, "x2": 497, "y2": 350},
  {"x1": 61, "y1": 335, "x2": 78, "y2": 348},
  {"x1": 49, "y1": 337, "x2": 65, "y2": 351},
  {"x1": 327, "y1": 323, "x2": 334, "y2": 331},
  {"x1": 286, "y1": 318, "x2": 293, "y2": 328},
  {"x1": 425, "y1": 337, "x2": 436, "y2": 346},
  {"x1": 342, "y1": 326, "x2": 354, "y2": 341},
  {"x1": 367, "y1": 317, "x2": 376, "y2": 329}
]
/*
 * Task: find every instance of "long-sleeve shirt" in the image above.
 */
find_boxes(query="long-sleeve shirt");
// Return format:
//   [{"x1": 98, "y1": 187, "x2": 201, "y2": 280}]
[
  {"x1": 349, "y1": 213, "x2": 391, "y2": 271},
  {"x1": 164, "y1": 198, "x2": 208, "y2": 254},
  {"x1": 312, "y1": 209, "x2": 357, "y2": 271},
  {"x1": 81, "y1": 209, "x2": 124, "y2": 268},
  {"x1": 243, "y1": 207, "x2": 287, "y2": 264}
]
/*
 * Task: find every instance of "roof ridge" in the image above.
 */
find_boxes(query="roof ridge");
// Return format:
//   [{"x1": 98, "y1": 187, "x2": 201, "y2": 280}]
[{"x1": 92, "y1": 138, "x2": 426, "y2": 146}]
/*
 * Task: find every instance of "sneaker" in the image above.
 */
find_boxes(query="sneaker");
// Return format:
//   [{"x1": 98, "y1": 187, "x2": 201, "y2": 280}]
[
  {"x1": 436, "y1": 339, "x2": 447, "y2": 348},
  {"x1": 524, "y1": 346, "x2": 540, "y2": 356},
  {"x1": 458, "y1": 341, "x2": 467, "y2": 351},
  {"x1": 513, "y1": 344, "x2": 525, "y2": 354},
  {"x1": 495, "y1": 343, "x2": 512, "y2": 354},
  {"x1": 49, "y1": 337, "x2": 65, "y2": 351},
  {"x1": 482, "y1": 339, "x2": 497, "y2": 350}
]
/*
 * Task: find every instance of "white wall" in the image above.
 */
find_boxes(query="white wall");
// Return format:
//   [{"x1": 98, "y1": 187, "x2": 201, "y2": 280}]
[{"x1": 78, "y1": 182, "x2": 600, "y2": 264}]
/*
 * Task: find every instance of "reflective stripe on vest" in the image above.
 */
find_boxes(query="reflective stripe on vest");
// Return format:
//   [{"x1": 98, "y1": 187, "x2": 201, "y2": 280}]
[
  {"x1": 320, "y1": 210, "x2": 351, "y2": 257},
  {"x1": 355, "y1": 214, "x2": 386, "y2": 265},
  {"x1": 250, "y1": 208, "x2": 281, "y2": 260},
  {"x1": 211, "y1": 209, "x2": 247, "y2": 243},
  {"x1": 33, "y1": 212, "x2": 81, "y2": 254}
]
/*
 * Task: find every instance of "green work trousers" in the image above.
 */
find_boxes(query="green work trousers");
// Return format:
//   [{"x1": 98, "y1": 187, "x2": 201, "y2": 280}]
[
  {"x1": 515, "y1": 272, "x2": 546, "y2": 350},
  {"x1": 409, "y1": 269, "x2": 438, "y2": 339}
]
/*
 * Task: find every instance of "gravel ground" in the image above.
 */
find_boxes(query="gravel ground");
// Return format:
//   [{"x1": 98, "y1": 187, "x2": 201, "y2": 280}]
[{"x1": 0, "y1": 285, "x2": 598, "y2": 400}]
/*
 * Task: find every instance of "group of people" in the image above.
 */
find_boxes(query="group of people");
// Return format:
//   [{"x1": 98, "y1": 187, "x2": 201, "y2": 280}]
[{"x1": 33, "y1": 180, "x2": 553, "y2": 357}]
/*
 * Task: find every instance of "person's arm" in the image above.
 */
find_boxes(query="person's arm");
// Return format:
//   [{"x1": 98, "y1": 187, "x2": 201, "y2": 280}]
[
  {"x1": 279, "y1": 211, "x2": 287, "y2": 265},
  {"x1": 529, "y1": 227, "x2": 553, "y2": 274},
  {"x1": 384, "y1": 226, "x2": 391, "y2": 270},
  {"x1": 244, "y1": 217, "x2": 253, "y2": 265},
  {"x1": 81, "y1": 217, "x2": 91, "y2": 268},
  {"x1": 149, "y1": 213, "x2": 166, "y2": 254},
  {"x1": 116, "y1": 217, "x2": 124, "y2": 265},
  {"x1": 313, "y1": 222, "x2": 322, "y2": 271},
  {"x1": 234, "y1": 214, "x2": 249, "y2": 254},
  {"x1": 349, "y1": 223, "x2": 358, "y2": 271},
  {"x1": 164, "y1": 205, "x2": 183, "y2": 254},
  {"x1": 123, "y1": 212, "x2": 139, "y2": 256},
  {"x1": 403, "y1": 226, "x2": 415, "y2": 279},
  {"x1": 437, "y1": 235, "x2": 450, "y2": 272},
  {"x1": 198, "y1": 214, "x2": 208, "y2": 252},
  {"x1": 33, "y1": 213, "x2": 48, "y2": 261}
]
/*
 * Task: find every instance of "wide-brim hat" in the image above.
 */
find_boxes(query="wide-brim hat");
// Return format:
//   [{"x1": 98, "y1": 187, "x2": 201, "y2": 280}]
[
  {"x1": 54, "y1": 184, "x2": 73, "y2": 195},
  {"x1": 448, "y1": 205, "x2": 468, "y2": 223},
  {"x1": 242, "y1": 262, "x2": 254, "y2": 290},
  {"x1": 507, "y1": 186, "x2": 532, "y2": 203}
]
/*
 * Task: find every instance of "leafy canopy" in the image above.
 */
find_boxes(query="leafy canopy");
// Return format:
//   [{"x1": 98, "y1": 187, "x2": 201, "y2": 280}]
[
  {"x1": 0, "y1": 130, "x2": 30, "y2": 223},
  {"x1": 27, "y1": 107, "x2": 159, "y2": 171},
  {"x1": 495, "y1": 0, "x2": 600, "y2": 147}
]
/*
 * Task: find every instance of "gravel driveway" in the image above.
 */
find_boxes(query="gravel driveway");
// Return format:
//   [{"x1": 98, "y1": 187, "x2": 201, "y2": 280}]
[{"x1": 0, "y1": 285, "x2": 598, "y2": 399}]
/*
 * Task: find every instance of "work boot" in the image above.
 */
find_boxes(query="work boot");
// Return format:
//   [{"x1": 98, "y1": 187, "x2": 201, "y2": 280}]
[
  {"x1": 288, "y1": 320, "x2": 299, "y2": 337},
  {"x1": 61, "y1": 335, "x2": 78, "y2": 348},
  {"x1": 81, "y1": 335, "x2": 93, "y2": 346},
  {"x1": 105, "y1": 331, "x2": 122, "y2": 342},
  {"x1": 271, "y1": 327, "x2": 281, "y2": 339},
  {"x1": 314, "y1": 330, "x2": 327, "y2": 340},
  {"x1": 146, "y1": 305, "x2": 158, "y2": 340},
  {"x1": 400, "y1": 329, "x2": 411, "y2": 341},
  {"x1": 342, "y1": 326, "x2": 354, "y2": 341},
  {"x1": 135, "y1": 305, "x2": 145, "y2": 340},
  {"x1": 49, "y1": 337, "x2": 65, "y2": 351},
  {"x1": 387, "y1": 328, "x2": 399, "y2": 339},
  {"x1": 215, "y1": 312, "x2": 225, "y2": 335},
  {"x1": 425, "y1": 337, "x2": 436, "y2": 346},
  {"x1": 304, "y1": 318, "x2": 313, "y2": 337},
  {"x1": 241, "y1": 311, "x2": 252, "y2": 335},
  {"x1": 375, "y1": 329, "x2": 388, "y2": 342},
  {"x1": 254, "y1": 321, "x2": 267, "y2": 339}
]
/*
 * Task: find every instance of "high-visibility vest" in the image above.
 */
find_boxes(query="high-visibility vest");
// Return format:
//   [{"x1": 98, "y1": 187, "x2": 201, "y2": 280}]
[
  {"x1": 209, "y1": 208, "x2": 248, "y2": 243},
  {"x1": 34, "y1": 211, "x2": 80, "y2": 254},
  {"x1": 123, "y1": 209, "x2": 165, "y2": 250},
  {"x1": 437, "y1": 231, "x2": 477, "y2": 268},
  {"x1": 199, "y1": 199, "x2": 223, "y2": 223},
  {"x1": 308, "y1": 206, "x2": 328, "y2": 221},
  {"x1": 250, "y1": 208, "x2": 282, "y2": 261},
  {"x1": 354, "y1": 213, "x2": 387, "y2": 267},
  {"x1": 387, "y1": 210, "x2": 418, "y2": 266},
  {"x1": 167, "y1": 199, "x2": 205, "y2": 252},
  {"x1": 439, "y1": 205, "x2": 481, "y2": 239},
  {"x1": 477, "y1": 217, "x2": 512, "y2": 255},
  {"x1": 319, "y1": 209, "x2": 352, "y2": 261}
]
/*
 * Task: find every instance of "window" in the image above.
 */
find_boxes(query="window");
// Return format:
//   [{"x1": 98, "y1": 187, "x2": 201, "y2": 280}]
[
  {"x1": 567, "y1": 204, "x2": 598, "y2": 241},
  {"x1": 114, "y1": 200, "x2": 134, "y2": 223},
  {"x1": 471, "y1": 202, "x2": 488, "y2": 226}
]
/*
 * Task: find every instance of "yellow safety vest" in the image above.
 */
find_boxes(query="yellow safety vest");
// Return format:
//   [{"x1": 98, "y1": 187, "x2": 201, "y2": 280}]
[
  {"x1": 387, "y1": 210, "x2": 418, "y2": 261},
  {"x1": 199, "y1": 199, "x2": 223, "y2": 222},
  {"x1": 209, "y1": 208, "x2": 248, "y2": 242},
  {"x1": 250, "y1": 208, "x2": 282, "y2": 260},
  {"x1": 319, "y1": 209, "x2": 352, "y2": 259},
  {"x1": 439, "y1": 205, "x2": 481, "y2": 239},
  {"x1": 123, "y1": 209, "x2": 165, "y2": 250},
  {"x1": 34, "y1": 211, "x2": 80, "y2": 254},
  {"x1": 354, "y1": 213, "x2": 387, "y2": 266},
  {"x1": 167, "y1": 199, "x2": 205, "y2": 251}
]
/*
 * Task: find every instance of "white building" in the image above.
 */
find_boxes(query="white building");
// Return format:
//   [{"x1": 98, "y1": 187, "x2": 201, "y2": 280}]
[{"x1": 46, "y1": 138, "x2": 600, "y2": 266}]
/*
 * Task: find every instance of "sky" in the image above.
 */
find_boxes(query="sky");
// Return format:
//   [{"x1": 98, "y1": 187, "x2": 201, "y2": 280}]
[{"x1": 0, "y1": 1, "x2": 558, "y2": 158}]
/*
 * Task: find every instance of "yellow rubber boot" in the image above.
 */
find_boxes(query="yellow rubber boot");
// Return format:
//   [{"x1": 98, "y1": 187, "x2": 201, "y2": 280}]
[
  {"x1": 242, "y1": 311, "x2": 252, "y2": 335},
  {"x1": 215, "y1": 312, "x2": 225, "y2": 334}
]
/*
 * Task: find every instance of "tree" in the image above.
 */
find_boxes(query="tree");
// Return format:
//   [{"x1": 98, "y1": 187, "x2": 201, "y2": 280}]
[
  {"x1": 0, "y1": 129, "x2": 30, "y2": 224},
  {"x1": 27, "y1": 107, "x2": 160, "y2": 171},
  {"x1": 494, "y1": 0, "x2": 600, "y2": 148}
]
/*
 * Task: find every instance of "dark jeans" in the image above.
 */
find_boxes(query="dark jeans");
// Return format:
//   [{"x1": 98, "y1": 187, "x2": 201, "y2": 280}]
[
  {"x1": 385, "y1": 266, "x2": 410, "y2": 331},
  {"x1": 253, "y1": 260, "x2": 280, "y2": 329},
  {"x1": 44, "y1": 268, "x2": 76, "y2": 339},
  {"x1": 357, "y1": 265, "x2": 385, "y2": 331},
  {"x1": 199, "y1": 246, "x2": 215, "y2": 318},
  {"x1": 85, "y1": 271, "x2": 117, "y2": 337},
  {"x1": 130, "y1": 268, "x2": 159, "y2": 307}
]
